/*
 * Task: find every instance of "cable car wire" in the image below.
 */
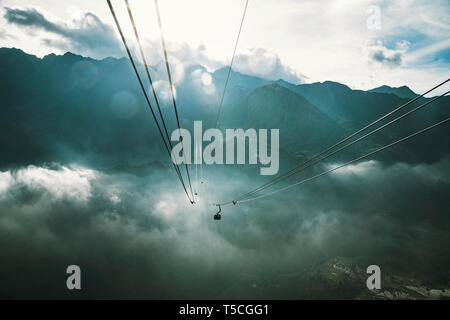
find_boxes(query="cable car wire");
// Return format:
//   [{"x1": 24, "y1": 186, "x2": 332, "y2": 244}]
[
  {"x1": 223, "y1": 117, "x2": 450, "y2": 205},
  {"x1": 225, "y1": 78, "x2": 450, "y2": 204},
  {"x1": 204, "y1": 0, "x2": 249, "y2": 206},
  {"x1": 124, "y1": 0, "x2": 189, "y2": 197},
  {"x1": 124, "y1": 0, "x2": 173, "y2": 149},
  {"x1": 154, "y1": 0, "x2": 195, "y2": 202},
  {"x1": 106, "y1": 0, "x2": 193, "y2": 203},
  {"x1": 230, "y1": 88, "x2": 450, "y2": 204},
  {"x1": 214, "y1": 0, "x2": 249, "y2": 128}
]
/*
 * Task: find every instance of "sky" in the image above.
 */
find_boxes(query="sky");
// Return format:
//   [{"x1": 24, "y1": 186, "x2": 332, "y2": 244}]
[{"x1": 0, "y1": 0, "x2": 449, "y2": 94}]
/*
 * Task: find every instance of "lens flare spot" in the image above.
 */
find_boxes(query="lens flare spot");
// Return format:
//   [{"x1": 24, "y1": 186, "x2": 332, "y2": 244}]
[
  {"x1": 154, "y1": 80, "x2": 176, "y2": 102},
  {"x1": 201, "y1": 72, "x2": 212, "y2": 86}
]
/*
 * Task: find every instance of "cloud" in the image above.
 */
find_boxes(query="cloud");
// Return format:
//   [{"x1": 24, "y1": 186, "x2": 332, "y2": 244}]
[
  {"x1": 2, "y1": 6, "x2": 306, "y2": 84},
  {"x1": 138, "y1": 41, "x2": 307, "y2": 85},
  {"x1": 234, "y1": 47, "x2": 307, "y2": 84},
  {"x1": 370, "y1": 50, "x2": 403, "y2": 67},
  {"x1": 0, "y1": 158, "x2": 449, "y2": 298},
  {"x1": 3, "y1": 7, "x2": 122, "y2": 58},
  {"x1": 12, "y1": 165, "x2": 95, "y2": 201},
  {"x1": 367, "y1": 40, "x2": 410, "y2": 68},
  {"x1": 405, "y1": 38, "x2": 450, "y2": 64},
  {"x1": 0, "y1": 28, "x2": 15, "y2": 39}
]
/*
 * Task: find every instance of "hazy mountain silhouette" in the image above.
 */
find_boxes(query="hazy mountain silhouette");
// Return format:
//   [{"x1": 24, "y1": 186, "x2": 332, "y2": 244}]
[
  {"x1": 213, "y1": 66, "x2": 271, "y2": 90},
  {"x1": 290, "y1": 80, "x2": 449, "y2": 158},
  {"x1": 368, "y1": 85, "x2": 418, "y2": 99},
  {"x1": 247, "y1": 84, "x2": 347, "y2": 153},
  {"x1": 0, "y1": 47, "x2": 448, "y2": 170}
]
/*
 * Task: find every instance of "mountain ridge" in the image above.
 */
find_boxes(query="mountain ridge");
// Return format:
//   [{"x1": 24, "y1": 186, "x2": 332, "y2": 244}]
[
  {"x1": 368, "y1": 85, "x2": 418, "y2": 99},
  {"x1": 0, "y1": 47, "x2": 448, "y2": 169}
]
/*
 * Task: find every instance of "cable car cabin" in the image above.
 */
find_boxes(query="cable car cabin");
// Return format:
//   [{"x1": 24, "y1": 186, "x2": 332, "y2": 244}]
[{"x1": 214, "y1": 205, "x2": 222, "y2": 220}]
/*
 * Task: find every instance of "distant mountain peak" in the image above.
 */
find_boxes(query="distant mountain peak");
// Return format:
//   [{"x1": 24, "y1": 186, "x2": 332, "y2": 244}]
[
  {"x1": 273, "y1": 78, "x2": 296, "y2": 89},
  {"x1": 0, "y1": 47, "x2": 26, "y2": 55},
  {"x1": 320, "y1": 81, "x2": 351, "y2": 91},
  {"x1": 214, "y1": 65, "x2": 236, "y2": 75},
  {"x1": 296, "y1": 80, "x2": 351, "y2": 93},
  {"x1": 252, "y1": 83, "x2": 312, "y2": 106},
  {"x1": 212, "y1": 66, "x2": 270, "y2": 90},
  {"x1": 213, "y1": 67, "x2": 299, "y2": 90},
  {"x1": 43, "y1": 53, "x2": 57, "y2": 59},
  {"x1": 62, "y1": 51, "x2": 84, "y2": 59},
  {"x1": 368, "y1": 85, "x2": 417, "y2": 99}
]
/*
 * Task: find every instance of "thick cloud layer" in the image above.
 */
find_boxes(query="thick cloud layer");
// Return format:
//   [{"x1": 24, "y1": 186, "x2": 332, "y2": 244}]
[{"x1": 1, "y1": 158, "x2": 449, "y2": 299}]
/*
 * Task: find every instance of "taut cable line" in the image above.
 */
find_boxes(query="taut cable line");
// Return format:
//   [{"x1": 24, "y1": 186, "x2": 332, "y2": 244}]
[
  {"x1": 234, "y1": 117, "x2": 450, "y2": 205},
  {"x1": 107, "y1": 0, "x2": 193, "y2": 203},
  {"x1": 222, "y1": 78, "x2": 450, "y2": 205},
  {"x1": 154, "y1": 0, "x2": 195, "y2": 202}
]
